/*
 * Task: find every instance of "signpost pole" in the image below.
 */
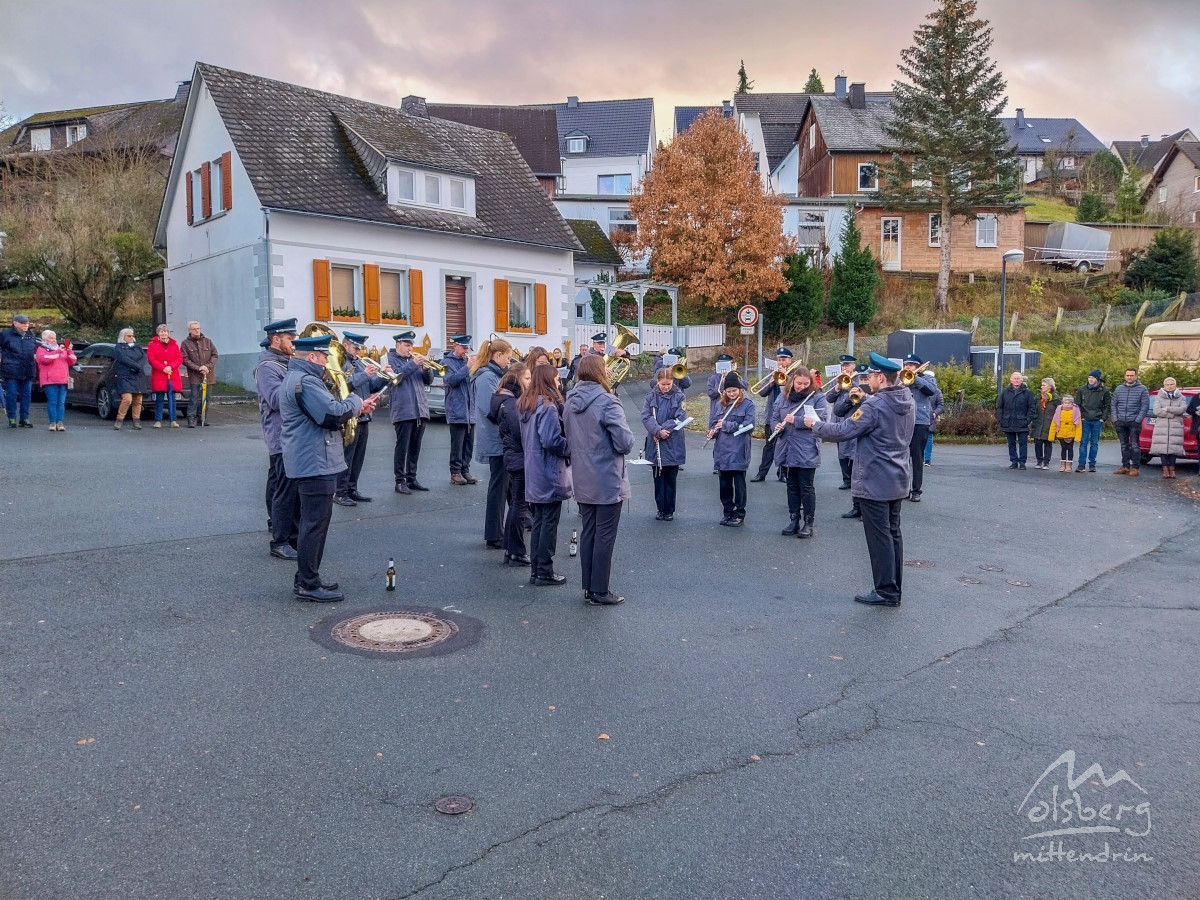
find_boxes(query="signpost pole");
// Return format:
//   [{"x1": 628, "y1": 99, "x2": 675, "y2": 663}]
[{"x1": 756, "y1": 317, "x2": 764, "y2": 383}]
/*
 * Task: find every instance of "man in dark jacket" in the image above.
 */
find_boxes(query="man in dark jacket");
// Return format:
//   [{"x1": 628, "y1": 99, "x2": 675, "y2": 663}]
[
  {"x1": 442, "y1": 334, "x2": 478, "y2": 486},
  {"x1": 255, "y1": 319, "x2": 300, "y2": 558},
  {"x1": 904, "y1": 354, "x2": 943, "y2": 499},
  {"x1": 333, "y1": 332, "x2": 384, "y2": 507},
  {"x1": 1073, "y1": 370, "x2": 1111, "y2": 472},
  {"x1": 387, "y1": 330, "x2": 434, "y2": 494},
  {"x1": 1110, "y1": 368, "x2": 1150, "y2": 476},
  {"x1": 750, "y1": 347, "x2": 792, "y2": 483},
  {"x1": 180, "y1": 321, "x2": 219, "y2": 427},
  {"x1": 997, "y1": 372, "x2": 1036, "y2": 469},
  {"x1": 0, "y1": 314, "x2": 38, "y2": 427}
]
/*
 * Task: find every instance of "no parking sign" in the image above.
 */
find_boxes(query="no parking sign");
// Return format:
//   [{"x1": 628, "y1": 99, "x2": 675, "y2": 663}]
[{"x1": 737, "y1": 305, "x2": 759, "y2": 328}]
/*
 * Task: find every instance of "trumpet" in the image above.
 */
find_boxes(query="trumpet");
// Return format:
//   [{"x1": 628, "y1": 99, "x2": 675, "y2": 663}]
[
  {"x1": 420, "y1": 357, "x2": 448, "y2": 377},
  {"x1": 670, "y1": 357, "x2": 688, "y2": 379},
  {"x1": 899, "y1": 361, "x2": 932, "y2": 386},
  {"x1": 749, "y1": 358, "x2": 806, "y2": 394},
  {"x1": 822, "y1": 373, "x2": 855, "y2": 395}
]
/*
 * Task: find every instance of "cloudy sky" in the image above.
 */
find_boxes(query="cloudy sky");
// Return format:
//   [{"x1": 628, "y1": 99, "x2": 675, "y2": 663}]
[{"x1": 2, "y1": 0, "x2": 1197, "y2": 144}]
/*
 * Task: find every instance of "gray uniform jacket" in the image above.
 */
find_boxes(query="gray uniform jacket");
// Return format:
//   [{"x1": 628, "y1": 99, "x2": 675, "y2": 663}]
[
  {"x1": 708, "y1": 396, "x2": 756, "y2": 471},
  {"x1": 908, "y1": 374, "x2": 943, "y2": 427},
  {"x1": 829, "y1": 376, "x2": 870, "y2": 460},
  {"x1": 472, "y1": 361, "x2": 505, "y2": 462},
  {"x1": 758, "y1": 380, "x2": 783, "y2": 431},
  {"x1": 344, "y1": 356, "x2": 385, "y2": 423},
  {"x1": 641, "y1": 385, "x2": 687, "y2": 467},
  {"x1": 280, "y1": 357, "x2": 364, "y2": 479},
  {"x1": 1111, "y1": 381, "x2": 1150, "y2": 424},
  {"x1": 771, "y1": 390, "x2": 828, "y2": 469},
  {"x1": 520, "y1": 397, "x2": 572, "y2": 504},
  {"x1": 811, "y1": 385, "x2": 915, "y2": 502},
  {"x1": 564, "y1": 382, "x2": 634, "y2": 505},
  {"x1": 254, "y1": 348, "x2": 290, "y2": 455},
  {"x1": 651, "y1": 356, "x2": 692, "y2": 390},
  {"x1": 386, "y1": 350, "x2": 432, "y2": 423},
  {"x1": 441, "y1": 353, "x2": 475, "y2": 425}
]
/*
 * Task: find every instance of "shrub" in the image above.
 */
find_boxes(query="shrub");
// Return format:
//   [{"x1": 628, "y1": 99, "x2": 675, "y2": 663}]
[
  {"x1": 937, "y1": 402, "x2": 1001, "y2": 439},
  {"x1": 767, "y1": 252, "x2": 825, "y2": 335},
  {"x1": 1124, "y1": 226, "x2": 1198, "y2": 294},
  {"x1": 1075, "y1": 192, "x2": 1107, "y2": 223}
]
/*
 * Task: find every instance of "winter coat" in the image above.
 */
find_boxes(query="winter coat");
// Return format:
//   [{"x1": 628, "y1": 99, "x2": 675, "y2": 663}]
[
  {"x1": 147, "y1": 337, "x2": 183, "y2": 392},
  {"x1": 564, "y1": 381, "x2": 634, "y2": 505},
  {"x1": 997, "y1": 384, "x2": 1036, "y2": 433},
  {"x1": 828, "y1": 377, "x2": 871, "y2": 460},
  {"x1": 1111, "y1": 380, "x2": 1150, "y2": 424},
  {"x1": 708, "y1": 395, "x2": 756, "y2": 472},
  {"x1": 254, "y1": 348, "x2": 290, "y2": 455},
  {"x1": 441, "y1": 352, "x2": 475, "y2": 425},
  {"x1": 640, "y1": 384, "x2": 688, "y2": 467},
  {"x1": 344, "y1": 355, "x2": 385, "y2": 423},
  {"x1": 180, "y1": 334, "x2": 219, "y2": 385},
  {"x1": 652, "y1": 355, "x2": 692, "y2": 390},
  {"x1": 112, "y1": 342, "x2": 149, "y2": 396},
  {"x1": 386, "y1": 350, "x2": 432, "y2": 423},
  {"x1": 0, "y1": 326, "x2": 38, "y2": 380},
  {"x1": 1074, "y1": 383, "x2": 1111, "y2": 422},
  {"x1": 1030, "y1": 391, "x2": 1062, "y2": 441},
  {"x1": 908, "y1": 374, "x2": 943, "y2": 427},
  {"x1": 810, "y1": 385, "x2": 916, "y2": 502},
  {"x1": 771, "y1": 389, "x2": 828, "y2": 469},
  {"x1": 1150, "y1": 390, "x2": 1187, "y2": 457},
  {"x1": 34, "y1": 344, "x2": 76, "y2": 386},
  {"x1": 1048, "y1": 405, "x2": 1082, "y2": 442},
  {"x1": 473, "y1": 361, "x2": 506, "y2": 461},
  {"x1": 520, "y1": 397, "x2": 572, "y2": 504},
  {"x1": 279, "y1": 356, "x2": 362, "y2": 479},
  {"x1": 493, "y1": 389, "x2": 525, "y2": 473}
]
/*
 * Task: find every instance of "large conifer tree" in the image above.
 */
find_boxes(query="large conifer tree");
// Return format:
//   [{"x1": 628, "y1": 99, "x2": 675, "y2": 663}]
[{"x1": 873, "y1": 0, "x2": 1020, "y2": 313}]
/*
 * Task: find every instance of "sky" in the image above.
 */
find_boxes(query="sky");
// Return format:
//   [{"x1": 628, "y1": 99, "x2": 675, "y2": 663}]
[{"x1": 1, "y1": 0, "x2": 1197, "y2": 145}]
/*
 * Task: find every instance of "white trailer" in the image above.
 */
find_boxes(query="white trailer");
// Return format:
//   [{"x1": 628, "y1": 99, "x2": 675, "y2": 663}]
[{"x1": 1028, "y1": 222, "x2": 1118, "y2": 273}]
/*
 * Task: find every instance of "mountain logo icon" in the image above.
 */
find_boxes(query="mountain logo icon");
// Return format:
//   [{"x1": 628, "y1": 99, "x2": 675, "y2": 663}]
[{"x1": 1017, "y1": 750, "x2": 1150, "y2": 840}]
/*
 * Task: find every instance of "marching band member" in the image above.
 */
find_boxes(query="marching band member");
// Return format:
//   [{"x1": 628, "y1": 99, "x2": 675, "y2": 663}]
[
  {"x1": 826, "y1": 354, "x2": 860, "y2": 490},
  {"x1": 471, "y1": 336, "x2": 514, "y2": 548},
  {"x1": 333, "y1": 332, "x2": 384, "y2": 507},
  {"x1": 832, "y1": 360, "x2": 873, "y2": 520},
  {"x1": 387, "y1": 330, "x2": 434, "y2": 494},
  {"x1": 493, "y1": 363, "x2": 531, "y2": 565},
  {"x1": 442, "y1": 334, "x2": 478, "y2": 486},
  {"x1": 640, "y1": 365, "x2": 687, "y2": 521},
  {"x1": 772, "y1": 369, "x2": 827, "y2": 538},
  {"x1": 652, "y1": 346, "x2": 692, "y2": 390},
  {"x1": 902, "y1": 354, "x2": 942, "y2": 502},
  {"x1": 708, "y1": 372, "x2": 756, "y2": 526},
  {"x1": 706, "y1": 353, "x2": 744, "y2": 402},
  {"x1": 567, "y1": 332, "x2": 612, "y2": 383},
  {"x1": 750, "y1": 347, "x2": 792, "y2": 482},
  {"x1": 518, "y1": 363, "x2": 572, "y2": 586},
  {"x1": 255, "y1": 318, "x2": 300, "y2": 559}
]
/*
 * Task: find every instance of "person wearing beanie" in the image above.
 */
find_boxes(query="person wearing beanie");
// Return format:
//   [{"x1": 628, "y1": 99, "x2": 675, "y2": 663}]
[
  {"x1": 707, "y1": 372, "x2": 756, "y2": 526},
  {"x1": 1072, "y1": 370, "x2": 1111, "y2": 472}
]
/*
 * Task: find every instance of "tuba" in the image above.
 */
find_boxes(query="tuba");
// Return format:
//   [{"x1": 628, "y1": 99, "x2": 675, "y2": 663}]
[
  {"x1": 604, "y1": 324, "x2": 640, "y2": 385},
  {"x1": 299, "y1": 322, "x2": 357, "y2": 446}
]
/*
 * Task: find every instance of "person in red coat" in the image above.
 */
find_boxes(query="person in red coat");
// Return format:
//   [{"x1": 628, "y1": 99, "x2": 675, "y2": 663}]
[{"x1": 147, "y1": 324, "x2": 184, "y2": 427}]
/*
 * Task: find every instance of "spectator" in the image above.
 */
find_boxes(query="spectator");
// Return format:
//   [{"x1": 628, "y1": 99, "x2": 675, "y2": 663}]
[
  {"x1": 1110, "y1": 368, "x2": 1150, "y2": 476},
  {"x1": 1150, "y1": 377, "x2": 1187, "y2": 479},
  {"x1": 996, "y1": 371, "x2": 1035, "y2": 469},
  {"x1": 1186, "y1": 391, "x2": 1200, "y2": 454},
  {"x1": 147, "y1": 324, "x2": 183, "y2": 428},
  {"x1": 1048, "y1": 395, "x2": 1082, "y2": 472},
  {"x1": 1, "y1": 313, "x2": 38, "y2": 428},
  {"x1": 923, "y1": 371, "x2": 941, "y2": 466},
  {"x1": 180, "y1": 321, "x2": 218, "y2": 427},
  {"x1": 113, "y1": 327, "x2": 147, "y2": 430},
  {"x1": 34, "y1": 330, "x2": 76, "y2": 432},
  {"x1": 1073, "y1": 370, "x2": 1111, "y2": 473},
  {"x1": 1030, "y1": 377, "x2": 1061, "y2": 470}
]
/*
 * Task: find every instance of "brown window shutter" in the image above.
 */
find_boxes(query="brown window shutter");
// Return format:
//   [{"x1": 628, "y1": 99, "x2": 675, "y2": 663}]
[
  {"x1": 185, "y1": 172, "x2": 194, "y2": 225},
  {"x1": 201, "y1": 162, "x2": 212, "y2": 219},
  {"x1": 534, "y1": 283, "x2": 548, "y2": 334},
  {"x1": 220, "y1": 151, "x2": 233, "y2": 211},
  {"x1": 363, "y1": 264, "x2": 381, "y2": 324},
  {"x1": 313, "y1": 259, "x2": 331, "y2": 320},
  {"x1": 494, "y1": 279, "x2": 509, "y2": 332},
  {"x1": 409, "y1": 269, "x2": 424, "y2": 326}
]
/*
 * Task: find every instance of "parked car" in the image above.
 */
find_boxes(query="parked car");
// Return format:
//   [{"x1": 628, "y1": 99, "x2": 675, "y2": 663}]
[
  {"x1": 1138, "y1": 387, "x2": 1199, "y2": 465},
  {"x1": 66, "y1": 342, "x2": 187, "y2": 419}
]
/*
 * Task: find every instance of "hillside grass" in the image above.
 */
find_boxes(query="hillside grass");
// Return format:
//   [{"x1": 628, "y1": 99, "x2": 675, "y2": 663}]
[{"x1": 1023, "y1": 195, "x2": 1076, "y2": 222}]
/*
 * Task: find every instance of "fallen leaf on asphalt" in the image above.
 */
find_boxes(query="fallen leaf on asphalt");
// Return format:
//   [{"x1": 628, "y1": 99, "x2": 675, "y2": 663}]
[
  {"x1": 750, "y1": 755, "x2": 761, "y2": 762},
  {"x1": 598, "y1": 733, "x2": 610, "y2": 740},
  {"x1": 133, "y1": 805, "x2": 141, "y2": 811},
  {"x1": 830, "y1": 656, "x2": 843, "y2": 661},
  {"x1": 376, "y1": 753, "x2": 383, "y2": 758},
  {"x1": 76, "y1": 738, "x2": 95, "y2": 745},
  {"x1": 548, "y1": 706, "x2": 556, "y2": 710},
  {"x1": 976, "y1": 741, "x2": 986, "y2": 746}
]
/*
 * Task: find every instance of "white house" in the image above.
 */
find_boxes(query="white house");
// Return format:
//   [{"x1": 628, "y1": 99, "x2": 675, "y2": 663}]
[
  {"x1": 155, "y1": 63, "x2": 582, "y2": 388},
  {"x1": 564, "y1": 219, "x2": 621, "y2": 325}
]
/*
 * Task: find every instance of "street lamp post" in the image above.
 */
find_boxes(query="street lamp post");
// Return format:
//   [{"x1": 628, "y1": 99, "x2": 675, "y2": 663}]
[{"x1": 997, "y1": 249, "x2": 1026, "y2": 401}]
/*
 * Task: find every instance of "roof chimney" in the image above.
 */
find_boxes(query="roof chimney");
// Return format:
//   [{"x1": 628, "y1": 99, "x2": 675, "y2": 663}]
[
  {"x1": 567, "y1": 96, "x2": 579, "y2": 108},
  {"x1": 1140, "y1": 134, "x2": 1150, "y2": 147},
  {"x1": 848, "y1": 82, "x2": 866, "y2": 110},
  {"x1": 401, "y1": 95, "x2": 428, "y2": 118},
  {"x1": 174, "y1": 81, "x2": 192, "y2": 103},
  {"x1": 1015, "y1": 108, "x2": 1025, "y2": 129},
  {"x1": 834, "y1": 74, "x2": 847, "y2": 100}
]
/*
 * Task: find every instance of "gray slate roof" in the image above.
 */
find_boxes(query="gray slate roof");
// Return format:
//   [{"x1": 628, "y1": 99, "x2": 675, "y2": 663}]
[
  {"x1": 808, "y1": 95, "x2": 895, "y2": 152},
  {"x1": 425, "y1": 104, "x2": 560, "y2": 176},
  {"x1": 532, "y1": 97, "x2": 653, "y2": 159},
  {"x1": 733, "y1": 93, "x2": 811, "y2": 170},
  {"x1": 566, "y1": 219, "x2": 622, "y2": 266},
  {"x1": 1112, "y1": 130, "x2": 1195, "y2": 173},
  {"x1": 1000, "y1": 116, "x2": 1105, "y2": 154},
  {"x1": 196, "y1": 63, "x2": 580, "y2": 252},
  {"x1": 674, "y1": 104, "x2": 730, "y2": 137}
]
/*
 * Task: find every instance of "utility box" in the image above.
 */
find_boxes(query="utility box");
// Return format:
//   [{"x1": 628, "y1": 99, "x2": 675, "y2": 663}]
[
  {"x1": 886, "y1": 329, "x2": 973, "y2": 366},
  {"x1": 970, "y1": 341, "x2": 1043, "y2": 376}
]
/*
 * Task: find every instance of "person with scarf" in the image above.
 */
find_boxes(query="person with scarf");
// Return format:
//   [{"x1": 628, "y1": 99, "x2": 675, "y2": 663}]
[
  {"x1": 640, "y1": 365, "x2": 688, "y2": 520},
  {"x1": 493, "y1": 363, "x2": 531, "y2": 565},
  {"x1": 771, "y1": 369, "x2": 828, "y2": 538},
  {"x1": 147, "y1": 324, "x2": 184, "y2": 427},
  {"x1": 708, "y1": 372, "x2": 757, "y2": 526},
  {"x1": 471, "y1": 337, "x2": 514, "y2": 547},
  {"x1": 1151, "y1": 377, "x2": 1187, "y2": 478},
  {"x1": 1030, "y1": 378, "x2": 1061, "y2": 470},
  {"x1": 34, "y1": 330, "x2": 76, "y2": 431}
]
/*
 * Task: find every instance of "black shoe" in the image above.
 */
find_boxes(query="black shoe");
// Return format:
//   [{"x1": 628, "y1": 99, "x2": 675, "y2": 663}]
[
  {"x1": 462, "y1": 472, "x2": 478, "y2": 485},
  {"x1": 924, "y1": 460, "x2": 931, "y2": 466},
  {"x1": 909, "y1": 490, "x2": 922, "y2": 502},
  {"x1": 730, "y1": 517, "x2": 745, "y2": 527},
  {"x1": 408, "y1": 480, "x2": 430, "y2": 492},
  {"x1": 395, "y1": 481, "x2": 411, "y2": 494},
  {"x1": 1018, "y1": 463, "x2": 1026, "y2": 470},
  {"x1": 1009, "y1": 463, "x2": 1019, "y2": 469},
  {"x1": 19, "y1": 420, "x2": 32, "y2": 428},
  {"x1": 293, "y1": 580, "x2": 339, "y2": 593},
  {"x1": 782, "y1": 516, "x2": 800, "y2": 536},
  {"x1": 202, "y1": 421, "x2": 210, "y2": 426},
  {"x1": 797, "y1": 517, "x2": 814, "y2": 539},
  {"x1": 348, "y1": 491, "x2": 372, "y2": 502},
  {"x1": 854, "y1": 592, "x2": 900, "y2": 607},
  {"x1": 655, "y1": 511, "x2": 665, "y2": 520},
  {"x1": 333, "y1": 494, "x2": 357, "y2": 507},
  {"x1": 1075, "y1": 465, "x2": 1085, "y2": 473},
  {"x1": 719, "y1": 516, "x2": 735, "y2": 526},
  {"x1": 186, "y1": 420, "x2": 196, "y2": 428},
  {"x1": 295, "y1": 585, "x2": 345, "y2": 603},
  {"x1": 663, "y1": 513, "x2": 674, "y2": 521},
  {"x1": 587, "y1": 591, "x2": 625, "y2": 606},
  {"x1": 505, "y1": 553, "x2": 531, "y2": 567},
  {"x1": 1088, "y1": 466, "x2": 1096, "y2": 473},
  {"x1": 270, "y1": 544, "x2": 299, "y2": 560},
  {"x1": 750, "y1": 474, "x2": 766, "y2": 482},
  {"x1": 777, "y1": 474, "x2": 786, "y2": 482},
  {"x1": 841, "y1": 508, "x2": 862, "y2": 519},
  {"x1": 530, "y1": 573, "x2": 567, "y2": 586},
  {"x1": 486, "y1": 539, "x2": 504, "y2": 549},
  {"x1": 838, "y1": 482, "x2": 851, "y2": 490}
]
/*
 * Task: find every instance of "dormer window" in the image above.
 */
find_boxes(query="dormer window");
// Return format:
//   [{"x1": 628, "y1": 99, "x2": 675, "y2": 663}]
[
  {"x1": 387, "y1": 164, "x2": 476, "y2": 215},
  {"x1": 567, "y1": 136, "x2": 587, "y2": 154},
  {"x1": 66, "y1": 124, "x2": 87, "y2": 146}
]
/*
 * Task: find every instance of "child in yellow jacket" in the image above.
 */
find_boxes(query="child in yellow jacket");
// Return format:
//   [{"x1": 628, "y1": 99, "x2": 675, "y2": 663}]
[{"x1": 1048, "y1": 395, "x2": 1084, "y2": 472}]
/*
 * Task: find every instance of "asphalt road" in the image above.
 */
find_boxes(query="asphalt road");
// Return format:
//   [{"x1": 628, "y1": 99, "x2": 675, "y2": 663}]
[{"x1": 1, "y1": 396, "x2": 1197, "y2": 900}]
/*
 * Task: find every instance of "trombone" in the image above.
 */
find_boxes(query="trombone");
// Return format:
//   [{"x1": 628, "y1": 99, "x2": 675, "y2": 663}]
[
  {"x1": 899, "y1": 360, "x2": 932, "y2": 386},
  {"x1": 822, "y1": 373, "x2": 855, "y2": 395},
  {"x1": 748, "y1": 358, "x2": 806, "y2": 394}
]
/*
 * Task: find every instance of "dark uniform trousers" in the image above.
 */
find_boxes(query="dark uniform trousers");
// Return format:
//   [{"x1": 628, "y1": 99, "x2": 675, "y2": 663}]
[
  {"x1": 267, "y1": 453, "x2": 300, "y2": 548},
  {"x1": 337, "y1": 420, "x2": 369, "y2": 496},
  {"x1": 786, "y1": 466, "x2": 816, "y2": 519},
  {"x1": 449, "y1": 423, "x2": 475, "y2": 475},
  {"x1": 653, "y1": 465, "x2": 679, "y2": 516},
  {"x1": 504, "y1": 470, "x2": 530, "y2": 557},
  {"x1": 718, "y1": 471, "x2": 747, "y2": 520},
  {"x1": 859, "y1": 498, "x2": 904, "y2": 602},
  {"x1": 528, "y1": 500, "x2": 562, "y2": 579},
  {"x1": 393, "y1": 419, "x2": 426, "y2": 484},
  {"x1": 754, "y1": 437, "x2": 777, "y2": 479},
  {"x1": 580, "y1": 502, "x2": 622, "y2": 595},
  {"x1": 909, "y1": 424, "x2": 929, "y2": 493},
  {"x1": 484, "y1": 456, "x2": 509, "y2": 543},
  {"x1": 839, "y1": 457, "x2": 853, "y2": 487},
  {"x1": 295, "y1": 474, "x2": 337, "y2": 590}
]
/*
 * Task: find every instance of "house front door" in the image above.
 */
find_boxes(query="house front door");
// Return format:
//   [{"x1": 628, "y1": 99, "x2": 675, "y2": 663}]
[
  {"x1": 881, "y1": 217, "x2": 902, "y2": 272},
  {"x1": 445, "y1": 276, "x2": 467, "y2": 340}
]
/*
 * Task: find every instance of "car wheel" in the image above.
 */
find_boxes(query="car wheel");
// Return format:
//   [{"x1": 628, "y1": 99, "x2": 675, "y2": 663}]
[
  {"x1": 97, "y1": 386, "x2": 115, "y2": 420},
  {"x1": 1075, "y1": 260, "x2": 1091, "y2": 274}
]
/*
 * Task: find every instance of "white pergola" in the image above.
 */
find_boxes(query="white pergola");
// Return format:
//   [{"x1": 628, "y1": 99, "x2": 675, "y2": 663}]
[{"x1": 574, "y1": 277, "x2": 682, "y2": 350}]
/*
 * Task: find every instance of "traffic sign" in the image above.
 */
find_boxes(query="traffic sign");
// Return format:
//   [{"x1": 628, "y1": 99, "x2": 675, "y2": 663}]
[
  {"x1": 737, "y1": 305, "x2": 759, "y2": 327},
  {"x1": 739, "y1": 325, "x2": 756, "y2": 335}
]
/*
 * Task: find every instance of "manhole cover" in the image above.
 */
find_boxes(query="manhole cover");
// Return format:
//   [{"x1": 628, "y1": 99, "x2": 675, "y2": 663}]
[
  {"x1": 978, "y1": 564, "x2": 1005, "y2": 573},
  {"x1": 904, "y1": 559, "x2": 935, "y2": 568},
  {"x1": 435, "y1": 796, "x2": 474, "y2": 815},
  {"x1": 310, "y1": 607, "x2": 482, "y2": 659},
  {"x1": 958, "y1": 577, "x2": 983, "y2": 585},
  {"x1": 1005, "y1": 579, "x2": 1031, "y2": 588}
]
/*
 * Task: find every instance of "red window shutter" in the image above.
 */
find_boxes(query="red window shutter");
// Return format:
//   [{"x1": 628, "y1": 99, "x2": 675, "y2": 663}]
[
  {"x1": 408, "y1": 269, "x2": 424, "y2": 326},
  {"x1": 220, "y1": 151, "x2": 233, "y2": 211},
  {"x1": 363, "y1": 264, "x2": 381, "y2": 324},
  {"x1": 200, "y1": 162, "x2": 212, "y2": 219},
  {"x1": 494, "y1": 279, "x2": 509, "y2": 332},
  {"x1": 185, "y1": 172, "x2": 194, "y2": 225},
  {"x1": 534, "y1": 283, "x2": 548, "y2": 334},
  {"x1": 313, "y1": 259, "x2": 331, "y2": 320}
]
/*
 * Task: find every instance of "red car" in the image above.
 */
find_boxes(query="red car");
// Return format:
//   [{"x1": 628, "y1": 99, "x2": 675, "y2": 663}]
[{"x1": 1138, "y1": 387, "x2": 1199, "y2": 465}]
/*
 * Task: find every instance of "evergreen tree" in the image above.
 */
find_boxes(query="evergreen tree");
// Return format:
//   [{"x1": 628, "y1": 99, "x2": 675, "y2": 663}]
[
  {"x1": 872, "y1": 0, "x2": 1020, "y2": 314},
  {"x1": 736, "y1": 60, "x2": 754, "y2": 94},
  {"x1": 827, "y1": 207, "x2": 879, "y2": 327},
  {"x1": 1113, "y1": 165, "x2": 1145, "y2": 223},
  {"x1": 1075, "y1": 192, "x2": 1107, "y2": 223},
  {"x1": 803, "y1": 68, "x2": 825, "y2": 93},
  {"x1": 1124, "y1": 227, "x2": 1197, "y2": 294},
  {"x1": 767, "y1": 252, "x2": 826, "y2": 335}
]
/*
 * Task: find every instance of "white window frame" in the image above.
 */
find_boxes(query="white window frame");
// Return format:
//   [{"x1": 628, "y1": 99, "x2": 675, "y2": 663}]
[
  {"x1": 449, "y1": 178, "x2": 465, "y2": 209},
  {"x1": 1194, "y1": 175, "x2": 1200, "y2": 193},
  {"x1": 1158, "y1": 187, "x2": 1167, "y2": 204},
  {"x1": 190, "y1": 168, "x2": 204, "y2": 222},
  {"x1": 566, "y1": 136, "x2": 587, "y2": 154},
  {"x1": 396, "y1": 169, "x2": 415, "y2": 201},
  {"x1": 928, "y1": 213, "x2": 941, "y2": 247},
  {"x1": 424, "y1": 174, "x2": 441, "y2": 205},
  {"x1": 30, "y1": 128, "x2": 51, "y2": 152},
  {"x1": 597, "y1": 174, "x2": 632, "y2": 196},
  {"x1": 379, "y1": 268, "x2": 411, "y2": 323},
  {"x1": 857, "y1": 163, "x2": 878, "y2": 193},
  {"x1": 329, "y1": 263, "x2": 361, "y2": 319},
  {"x1": 975, "y1": 214, "x2": 998, "y2": 248},
  {"x1": 210, "y1": 157, "x2": 224, "y2": 214},
  {"x1": 66, "y1": 124, "x2": 87, "y2": 146},
  {"x1": 387, "y1": 165, "x2": 475, "y2": 215},
  {"x1": 608, "y1": 207, "x2": 636, "y2": 236},
  {"x1": 796, "y1": 213, "x2": 824, "y2": 249},
  {"x1": 507, "y1": 281, "x2": 534, "y2": 330},
  {"x1": 808, "y1": 125, "x2": 816, "y2": 149}
]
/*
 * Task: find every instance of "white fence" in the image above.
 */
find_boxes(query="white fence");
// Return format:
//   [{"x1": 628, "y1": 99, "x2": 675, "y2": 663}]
[{"x1": 572, "y1": 323, "x2": 725, "y2": 353}]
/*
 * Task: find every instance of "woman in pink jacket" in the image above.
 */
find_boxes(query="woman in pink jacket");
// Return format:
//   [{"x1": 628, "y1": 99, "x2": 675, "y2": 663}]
[
  {"x1": 34, "y1": 330, "x2": 76, "y2": 431},
  {"x1": 147, "y1": 324, "x2": 183, "y2": 427}
]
